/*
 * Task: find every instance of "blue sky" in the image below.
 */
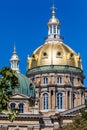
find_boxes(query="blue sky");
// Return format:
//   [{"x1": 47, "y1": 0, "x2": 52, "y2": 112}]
[{"x1": 0, "y1": 0, "x2": 87, "y2": 86}]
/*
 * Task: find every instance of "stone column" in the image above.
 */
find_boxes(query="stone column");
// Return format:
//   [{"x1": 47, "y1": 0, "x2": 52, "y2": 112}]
[
  {"x1": 65, "y1": 91, "x2": 68, "y2": 110},
  {"x1": 69, "y1": 91, "x2": 72, "y2": 109}
]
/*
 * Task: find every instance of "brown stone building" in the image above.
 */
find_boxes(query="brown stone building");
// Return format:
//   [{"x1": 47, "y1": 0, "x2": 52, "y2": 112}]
[{"x1": 0, "y1": 4, "x2": 86, "y2": 130}]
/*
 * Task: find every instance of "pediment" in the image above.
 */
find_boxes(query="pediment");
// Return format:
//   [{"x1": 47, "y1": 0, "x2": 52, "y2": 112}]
[{"x1": 10, "y1": 93, "x2": 30, "y2": 99}]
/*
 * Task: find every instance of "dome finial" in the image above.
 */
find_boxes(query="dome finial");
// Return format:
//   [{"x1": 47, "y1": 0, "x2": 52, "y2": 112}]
[
  {"x1": 51, "y1": 0, "x2": 56, "y2": 18},
  {"x1": 13, "y1": 43, "x2": 16, "y2": 54},
  {"x1": 10, "y1": 44, "x2": 20, "y2": 73}
]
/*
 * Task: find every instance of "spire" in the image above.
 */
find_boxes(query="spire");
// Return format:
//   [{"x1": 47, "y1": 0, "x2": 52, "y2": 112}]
[
  {"x1": 46, "y1": 1, "x2": 61, "y2": 42},
  {"x1": 13, "y1": 44, "x2": 16, "y2": 54},
  {"x1": 51, "y1": 4, "x2": 56, "y2": 18},
  {"x1": 10, "y1": 45, "x2": 20, "y2": 73}
]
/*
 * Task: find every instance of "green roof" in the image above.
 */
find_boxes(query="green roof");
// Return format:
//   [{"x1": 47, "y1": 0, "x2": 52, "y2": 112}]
[
  {"x1": 27, "y1": 65, "x2": 82, "y2": 75},
  {"x1": 14, "y1": 73, "x2": 35, "y2": 97}
]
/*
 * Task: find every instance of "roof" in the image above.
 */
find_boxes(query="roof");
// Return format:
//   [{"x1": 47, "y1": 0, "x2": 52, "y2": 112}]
[{"x1": 14, "y1": 73, "x2": 35, "y2": 97}]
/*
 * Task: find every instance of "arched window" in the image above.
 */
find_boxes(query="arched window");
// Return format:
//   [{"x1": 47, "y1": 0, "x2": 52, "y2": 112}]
[
  {"x1": 57, "y1": 93, "x2": 63, "y2": 109},
  {"x1": 44, "y1": 77, "x2": 48, "y2": 84},
  {"x1": 18, "y1": 103, "x2": 24, "y2": 113},
  {"x1": 43, "y1": 93, "x2": 48, "y2": 110},
  {"x1": 10, "y1": 103, "x2": 16, "y2": 110},
  {"x1": 57, "y1": 77, "x2": 62, "y2": 84}
]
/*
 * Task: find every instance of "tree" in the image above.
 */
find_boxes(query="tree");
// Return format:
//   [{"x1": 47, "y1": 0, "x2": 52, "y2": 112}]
[
  {"x1": 0, "y1": 66, "x2": 18, "y2": 121},
  {"x1": 60, "y1": 109, "x2": 87, "y2": 130}
]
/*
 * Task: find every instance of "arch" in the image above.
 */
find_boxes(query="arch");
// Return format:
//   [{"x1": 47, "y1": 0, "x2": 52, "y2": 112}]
[
  {"x1": 10, "y1": 103, "x2": 16, "y2": 110},
  {"x1": 57, "y1": 93, "x2": 63, "y2": 109},
  {"x1": 43, "y1": 93, "x2": 48, "y2": 110},
  {"x1": 18, "y1": 103, "x2": 24, "y2": 113}
]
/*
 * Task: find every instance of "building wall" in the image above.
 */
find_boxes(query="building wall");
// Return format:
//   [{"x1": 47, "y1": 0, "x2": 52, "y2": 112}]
[{"x1": 29, "y1": 71, "x2": 85, "y2": 115}]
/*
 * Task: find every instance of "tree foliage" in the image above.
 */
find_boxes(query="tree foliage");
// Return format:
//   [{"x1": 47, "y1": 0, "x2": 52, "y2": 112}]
[
  {"x1": 60, "y1": 109, "x2": 87, "y2": 130},
  {"x1": 0, "y1": 66, "x2": 18, "y2": 121}
]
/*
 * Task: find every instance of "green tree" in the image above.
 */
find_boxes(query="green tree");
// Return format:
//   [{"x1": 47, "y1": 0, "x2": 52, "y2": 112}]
[
  {"x1": 60, "y1": 109, "x2": 87, "y2": 130},
  {"x1": 0, "y1": 66, "x2": 18, "y2": 121}
]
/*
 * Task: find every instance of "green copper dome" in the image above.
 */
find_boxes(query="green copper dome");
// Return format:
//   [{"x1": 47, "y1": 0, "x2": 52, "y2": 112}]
[{"x1": 14, "y1": 73, "x2": 35, "y2": 97}]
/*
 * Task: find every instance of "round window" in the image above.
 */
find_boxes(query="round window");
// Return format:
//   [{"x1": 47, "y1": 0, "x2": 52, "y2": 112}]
[
  {"x1": 43, "y1": 52, "x2": 47, "y2": 56},
  {"x1": 57, "y1": 52, "x2": 61, "y2": 56}
]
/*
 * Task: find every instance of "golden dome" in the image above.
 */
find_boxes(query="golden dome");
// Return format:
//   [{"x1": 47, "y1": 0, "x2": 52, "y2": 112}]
[
  {"x1": 49, "y1": 17, "x2": 59, "y2": 24},
  {"x1": 27, "y1": 41, "x2": 82, "y2": 70}
]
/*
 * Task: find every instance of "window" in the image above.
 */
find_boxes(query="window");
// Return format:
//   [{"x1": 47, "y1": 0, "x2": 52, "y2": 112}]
[
  {"x1": 57, "y1": 52, "x2": 61, "y2": 56},
  {"x1": 57, "y1": 93, "x2": 63, "y2": 109},
  {"x1": 54, "y1": 26, "x2": 56, "y2": 34},
  {"x1": 50, "y1": 26, "x2": 52, "y2": 34},
  {"x1": 18, "y1": 103, "x2": 24, "y2": 113},
  {"x1": 44, "y1": 77, "x2": 48, "y2": 84},
  {"x1": 54, "y1": 35, "x2": 56, "y2": 38},
  {"x1": 43, "y1": 52, "x2": 47, "y2": 56},
  {"x1": 43, "y1": 93, "x2": 48, "y2": 110},
  {"x1": 70, "y1": 77, "x2": 74, "y2": 86},
  {"x1": 57, "y1": 77, "x2": 62, "y2": 84},
  {"x1": 10, "y1": 103, "x2": 16, "y2": 110},
  {"x1": 70, "y1": 53, "x2": 73, "y2": 57}
]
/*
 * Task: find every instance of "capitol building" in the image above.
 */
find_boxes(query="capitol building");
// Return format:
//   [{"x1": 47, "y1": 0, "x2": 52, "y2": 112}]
[{"x1": 0, "y1": 3, "x2": 86, "y2": 130}]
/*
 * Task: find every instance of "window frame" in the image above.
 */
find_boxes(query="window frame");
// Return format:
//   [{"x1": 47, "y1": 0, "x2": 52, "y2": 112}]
[
  {"x1": 57, "y1": 93, "x2": 63, "y2": 109},
  {"x1": 18, "y1": 103, "x2": 24, "y2": 113},
  {"x1": 43, "y1": 93, "x2": 49, "y2": 110}
]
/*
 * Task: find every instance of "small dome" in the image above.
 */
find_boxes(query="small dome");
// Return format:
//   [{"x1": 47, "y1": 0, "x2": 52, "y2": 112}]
[
  {"x1": 27, "y1": 41, "x2": 82, "y2": 71},
  {"x1": 14, "y1": 73, "x2": 35, "y2": 97},
  {"x1": 10, "y1": 53, "x2": 19, "y2": 61},
  {"x1": 48, "y1": 17, "x2": 60, "y2": 24}
]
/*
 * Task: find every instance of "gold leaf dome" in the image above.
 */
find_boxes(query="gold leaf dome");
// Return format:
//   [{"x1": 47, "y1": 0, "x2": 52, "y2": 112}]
[
  {"x1": 49, "y1": 17, "x2": 59, "y2": 24},
  {"x1": 27, "y1": 5, "x2": 82, "y2": 72},
  {"x1": 27, "y1": 41, "x2": 82, "y2": 70}
]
